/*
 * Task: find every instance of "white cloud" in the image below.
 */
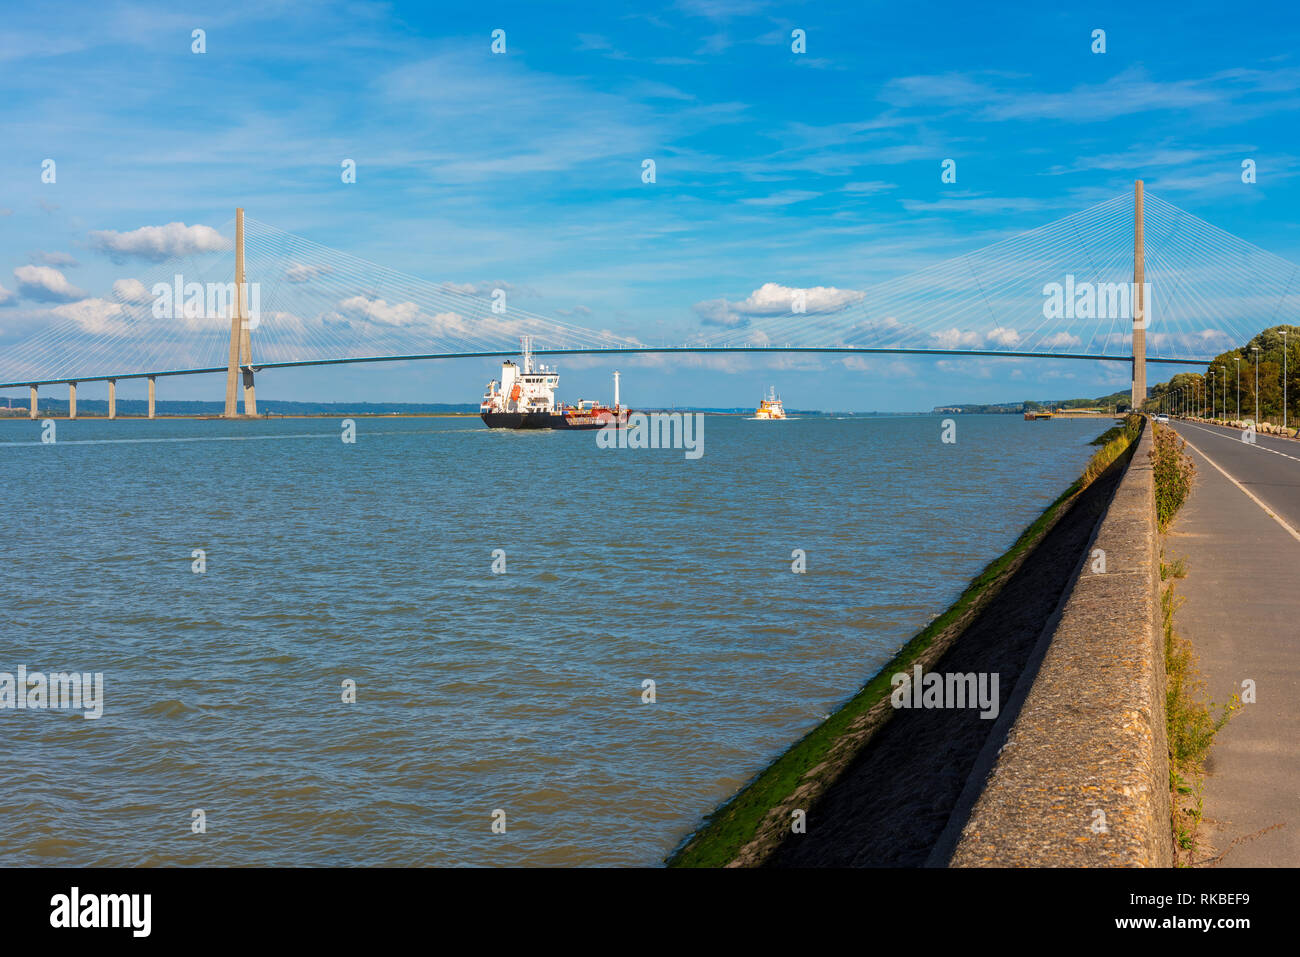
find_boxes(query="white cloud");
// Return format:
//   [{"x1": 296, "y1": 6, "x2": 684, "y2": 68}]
[
  {"x1": 112, "y1": 278, "x2": 152, "y2": 304},
  {"x1": 13, "y1": 265, "x2": 85, "y2": 302},
  {"x1": 741, "y1": 190, "x2": 821, "y2": 207},
  {"x1": 932, "y1": 328, "x2": 983, "y2": 349},
  {"x1": 695, "y1": 281, "x2": 865, "y2": 326},
  {"x1": 0, "y1": 283, "x2": 12, "y2": 306},
  {"x1": 440, "y1": 280, "x2": 518, "y2": 297},
  {"x1": 1042, "y1": 332, "x2": 1082, "y2": 348},
  {"x1": 883, "y1": 67, "x2": 1233, "y2": 123},
  {"x1": 51, "y1": 298, "x2": 128, "y2": 335},
  {"x1": 338, "y1": 296, "x2": 421, "y2": 326},
  {"x1": 30, "y1": 250, "x2": 79, "y2": 267},
  {"x1": 90, "y1": 222, "x2": 227, "y2": 262},
  {"x1": 842, "y1": 181, "x2": 896, "y2": 195},
  {"x1": 841, "y1": 355, "x2": 916, "y2": 376},
  {"x1": 986, "y1": 327, "x2": 1020, "y2": 346},
  {"x1": 285, "y1": 263, "x2": 334, "y2": 283}
]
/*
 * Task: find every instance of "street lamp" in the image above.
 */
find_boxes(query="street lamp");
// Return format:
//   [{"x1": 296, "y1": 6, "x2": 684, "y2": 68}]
[
  {"x1": 1209, "y1": 370, "x2": 1215, "y2": 419},
  {"x1": 1282, "y1": 329, "x2": 1289, "y2": 432},
  {"x1": 1235, "y1": 356, "x2": 1242, "y2": 421},
  {"x1": 1252, "y1": 344, "x2": 1260, "y2": 424}
]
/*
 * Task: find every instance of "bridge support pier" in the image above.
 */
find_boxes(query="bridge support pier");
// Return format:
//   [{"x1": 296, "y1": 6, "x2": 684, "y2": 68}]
[
  {"x1": 148, "y1": 376, "x2": 156, "y2": 418},
  {"x1": 224, "y1": 207, "x2": 257, "y2": 417},
  {"x1": 29, "y1": 385, "x2": 37, "y2": 419},
  {"x1": 68, "y1": 382, "x2": 77, "y2": 419},
  {"x1": 1132, "y1": 179, "x2": 1147, "y2": 410},
  {"x1": 242, "y1": 367, "x2": 257, "y2": 416},
  {"x1": 108, "y1": 379, "x2": 116, "y2": 419}
]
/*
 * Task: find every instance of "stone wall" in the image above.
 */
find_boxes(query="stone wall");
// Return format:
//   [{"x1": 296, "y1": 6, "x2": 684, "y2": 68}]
[{"x1": 949, "y1": 424, "x2": 1172, "y2": 867}]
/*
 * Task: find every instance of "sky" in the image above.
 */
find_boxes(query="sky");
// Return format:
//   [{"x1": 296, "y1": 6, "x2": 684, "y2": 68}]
[{"x1": 2, "y1": 0, "x2": 1299, "y2": 411}]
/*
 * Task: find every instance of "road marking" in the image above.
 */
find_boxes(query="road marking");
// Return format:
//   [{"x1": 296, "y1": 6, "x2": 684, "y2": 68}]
[
  {"x1": 1177, "y1": 433, "x2": 1300, "y2": 545},
  {"x1": 1179, "y1": 420, "x2": 1300, "y2": 464}
]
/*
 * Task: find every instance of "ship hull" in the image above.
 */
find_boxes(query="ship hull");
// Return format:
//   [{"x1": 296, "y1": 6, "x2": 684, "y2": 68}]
[{"x1": 480, "y1": 411, "x2": 629, "y2": 430}]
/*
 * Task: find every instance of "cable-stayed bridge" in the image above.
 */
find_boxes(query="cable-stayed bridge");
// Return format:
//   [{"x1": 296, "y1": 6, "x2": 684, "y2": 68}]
[{"x1": 2, "y1": 181, "x2": 1296, "y2": 417}]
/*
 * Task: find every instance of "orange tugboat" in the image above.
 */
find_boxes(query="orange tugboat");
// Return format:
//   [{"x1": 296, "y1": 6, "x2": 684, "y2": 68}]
[{"x1": 754, "y1": 387, "x2": 786, "y2": 420}]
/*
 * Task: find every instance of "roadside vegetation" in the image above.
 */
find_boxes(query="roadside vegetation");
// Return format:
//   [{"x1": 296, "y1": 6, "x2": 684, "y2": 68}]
[
  {"x1": 1151, "y1": 421, "x2": 1239, "y2": 864},
  {"x1": 667, "y1": 415, "x2": 1143, "y2": 868},
  {"x1": 1084, "y1": 414, "x2": 1142, "y2": 480},
  {"x1": 1149, "y1": 423, "x2": 1196, "y2": 531},
  {"x1": 1144, "y1": 324, "x2": 1300, "y2": 429}
]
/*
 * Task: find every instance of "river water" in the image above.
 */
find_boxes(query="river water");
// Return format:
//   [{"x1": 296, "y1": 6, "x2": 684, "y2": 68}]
[{"x1": 1, "y1": 413, "x2": 1108, "y2": 865}]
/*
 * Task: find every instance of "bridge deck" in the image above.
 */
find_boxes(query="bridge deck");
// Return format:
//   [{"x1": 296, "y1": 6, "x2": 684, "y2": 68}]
[{"x1": 0, "y1": 346, "x2": 1207, "y2": 390}]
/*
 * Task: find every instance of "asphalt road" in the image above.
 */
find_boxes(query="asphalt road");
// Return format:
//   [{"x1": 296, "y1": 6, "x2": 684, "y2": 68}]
[
  {"x1": 1168, "y1": 419, "x2": 1300, "y2": 534},
  {"x1": 1164, "y1": 418, "x2": 1300, "y2": 866}
]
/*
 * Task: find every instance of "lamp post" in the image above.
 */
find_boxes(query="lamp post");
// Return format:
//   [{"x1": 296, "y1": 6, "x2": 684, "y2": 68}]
[
  {"x1": 1252, "y1": 344, "x2": 1260, "y2": 424},
  {"x1": 1283, "y1": 329, "x2": 1289, "y2": 432},
  {"x1": 1235, "y1": 356, "x2": 1242, "y2": 421},
  {"x1": 1209, "y1": 370, "x2": 1215, "y2": 419}
]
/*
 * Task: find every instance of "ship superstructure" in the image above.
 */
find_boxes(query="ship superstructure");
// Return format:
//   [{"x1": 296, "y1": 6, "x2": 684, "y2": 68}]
[
  {"x1": 754, "y1": 386, "x2": 786, "y2": 420},
  {"x1": 480, "y1": 337, "x2": 629, "y2": 430}
]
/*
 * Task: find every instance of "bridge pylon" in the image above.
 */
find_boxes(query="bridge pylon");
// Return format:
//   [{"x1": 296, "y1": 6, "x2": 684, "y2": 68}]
[
  {"x1": 1132, "y1": 179, "x2": 1147, "y2": 410},
  {"x1": 224, "y1": 207, "x2": 257, "y2": 417}
]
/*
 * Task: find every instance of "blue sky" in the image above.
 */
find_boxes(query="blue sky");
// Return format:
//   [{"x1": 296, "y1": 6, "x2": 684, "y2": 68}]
[{"x1": 2, "y1": 0, "x2": 1299, "y2": 410}]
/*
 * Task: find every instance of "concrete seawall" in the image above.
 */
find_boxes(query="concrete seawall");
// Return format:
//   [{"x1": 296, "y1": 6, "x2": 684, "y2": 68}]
[{"x1": 948, "y1": 423, "x2": 1172, "y2": 866}]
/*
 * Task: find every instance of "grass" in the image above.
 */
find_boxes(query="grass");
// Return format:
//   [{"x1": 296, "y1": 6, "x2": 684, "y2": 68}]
[
  {"x1": 1083, "y1": 414, "x2": 1142, "y2": 483},
  {"x1": 666, "y1": 415, "x2": 1144, "y2": 868}
]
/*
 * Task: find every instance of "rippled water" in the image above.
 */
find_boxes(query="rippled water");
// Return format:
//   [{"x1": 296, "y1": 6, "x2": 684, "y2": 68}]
[{"x1": 1, "y1": 413, "x2": 1108, "y2": 866}]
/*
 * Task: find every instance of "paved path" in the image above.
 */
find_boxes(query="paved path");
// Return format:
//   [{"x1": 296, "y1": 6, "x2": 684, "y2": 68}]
[{"x1": 1165, "y1": 419, "x2": 1300, "y2": 866}]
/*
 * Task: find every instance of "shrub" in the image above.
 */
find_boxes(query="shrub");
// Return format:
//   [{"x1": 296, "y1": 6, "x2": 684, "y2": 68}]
[{"x1": 1150, "y1": 423, "x2": 1196, "y2": 530}]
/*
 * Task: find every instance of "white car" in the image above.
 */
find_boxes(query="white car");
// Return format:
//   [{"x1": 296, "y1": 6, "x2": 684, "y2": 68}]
[{"x1": 1155, "y1": 414, "x2": 1170, "y2": 424}]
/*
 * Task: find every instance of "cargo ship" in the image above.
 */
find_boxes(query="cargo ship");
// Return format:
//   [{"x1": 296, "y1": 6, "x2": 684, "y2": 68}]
[
  {"x1": 480, "y1": 337, "x2": 629, "y2": 430},
  {"x1": 754, "y1": 387, "x2": 786, "y2": 420}
]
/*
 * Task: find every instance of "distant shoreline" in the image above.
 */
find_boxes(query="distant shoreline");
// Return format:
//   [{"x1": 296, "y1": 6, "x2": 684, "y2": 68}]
[{"x1": 0, "y1": 409, "x2": 938, "y2": 420}]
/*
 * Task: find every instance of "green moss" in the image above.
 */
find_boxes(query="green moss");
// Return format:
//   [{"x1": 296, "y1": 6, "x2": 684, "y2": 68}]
[{"x1": 667, "y1": 417, "x2": 1143, "y2": 868}]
